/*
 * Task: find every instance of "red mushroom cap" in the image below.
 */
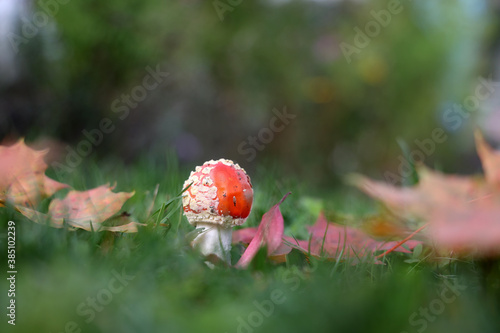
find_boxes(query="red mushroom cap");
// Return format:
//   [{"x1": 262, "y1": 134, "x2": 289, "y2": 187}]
[{"x1": 182, "y1": 159, "x2": 253, "y2": 227}]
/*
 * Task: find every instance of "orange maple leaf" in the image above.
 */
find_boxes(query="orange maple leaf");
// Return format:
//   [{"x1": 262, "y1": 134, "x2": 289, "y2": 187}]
[
  {"x1": 17, "y1": 184, "x2": 142, "y2": 233},
  {"x1": 0, "y1": 139, "x2": 69, "y2": 206},
  {"x1": 352, "y1": 131, "x2": 500, "y2": 256}
]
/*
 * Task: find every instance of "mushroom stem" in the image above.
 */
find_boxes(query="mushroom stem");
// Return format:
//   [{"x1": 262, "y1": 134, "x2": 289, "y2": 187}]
[{"x1": 190, "y1": 222, "x2": 232, "y2": 265}]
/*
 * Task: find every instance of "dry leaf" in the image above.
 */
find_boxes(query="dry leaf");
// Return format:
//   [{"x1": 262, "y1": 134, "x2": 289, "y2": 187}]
[
  {"x1": 352, "y1": 131, "x2": 500, "y2": 256},
  {"x1": 233, "y1": 211, "x2": 421, "y2": 265},
  {"x1": 361, "y1": 215, "x2": 409, "y2": 238},
  {"x1": 235, "y1": 193, "x2": 290, "y2": 268},
  {"x1": 0, "y1": 139, "x2": 69, "y2": 206},
  {"x1": 475, "y1": 130, "x2": 500, "y2": 186},
  {"x1": 303, "y1": 213, "x2": 421, "y2": 260},
  {"x1": 350, "y1": 167, "x2": 487, "y2": 221},
  {"x1": 17, "y1": 184, "x2": 142, "y2": 233}
]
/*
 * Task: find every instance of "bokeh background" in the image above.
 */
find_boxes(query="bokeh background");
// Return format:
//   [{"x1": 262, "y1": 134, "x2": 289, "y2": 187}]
[{"x1": 1, "y1": 0, "x2": 500, "y2": 186}]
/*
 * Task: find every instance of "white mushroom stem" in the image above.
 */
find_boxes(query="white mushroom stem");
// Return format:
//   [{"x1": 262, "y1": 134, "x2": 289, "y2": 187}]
[{"x1": 189, "y1": 222, "x2": 233, "y2": 265}]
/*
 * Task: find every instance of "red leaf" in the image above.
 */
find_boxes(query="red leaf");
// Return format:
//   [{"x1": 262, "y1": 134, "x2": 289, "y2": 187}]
[
  {"x1": 233, "y1": 229, "x2": 301, "y2": 260},
  {"x1": 235, "y1": 192, "x2": 290, "y2": 268},
  {"x1": 233, "y1": 210, "x2": 422, "y2": 266},
  {"x1": 232, "y1": 227, "x2": 258, "y2": 244},
  {"x1": 301, "y1": 213, "x2": 421, "y2": 260}
]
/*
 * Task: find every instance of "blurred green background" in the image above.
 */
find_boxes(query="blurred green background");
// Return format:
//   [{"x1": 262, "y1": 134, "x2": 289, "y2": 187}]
[{"x1": 1, "y1": 0, "x2": 499, "y2": 187}]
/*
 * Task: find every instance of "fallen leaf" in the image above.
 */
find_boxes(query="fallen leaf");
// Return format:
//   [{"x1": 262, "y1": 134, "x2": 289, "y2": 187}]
[
  {"x1": 350, "y1": 167, "x2": 487, "y2": 221},
  {"x1": 233, "y1": 211, "x2": 421, "y2": 265},
  {"x1": 475, "y1": 130, "x2": 500, "y2": 186},
  {"x1": 235, "y1": 192, "x2": 290, "y2": 268},
  {"x1": 301, "y1": 212, "x2": 421, "y2": 260},
  {"x1": 15, "y1": 205, "x2": 63, "y2": 228},
  {"x1": 232, "y1": 227, "x2": 258, "y2": 244},
  {"x1": 233, "y1": 227, "x2": 303, "y2": 263},
  {"x1": 0, "y1": 139, "x2": 69, "y2": 206},
  {"x1": 361, "y1": 215, "x2": 409, "y2": 238},
  {"x1": 17, "y1": 184, "x2": 142, "y2": 232},
  {"x1": 352, "y1": 131, "x2": 500, "y2": 256}
]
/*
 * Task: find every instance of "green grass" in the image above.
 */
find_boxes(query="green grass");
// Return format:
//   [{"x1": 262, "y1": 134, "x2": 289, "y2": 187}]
[{"x1": 1, "y1": 155, "x2": 500, "y2": 333}]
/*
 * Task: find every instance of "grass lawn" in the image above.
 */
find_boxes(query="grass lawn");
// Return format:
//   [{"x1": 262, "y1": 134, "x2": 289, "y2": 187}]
[{"x1": 1, "y1": 155, "x2": 500, "y2": 333}]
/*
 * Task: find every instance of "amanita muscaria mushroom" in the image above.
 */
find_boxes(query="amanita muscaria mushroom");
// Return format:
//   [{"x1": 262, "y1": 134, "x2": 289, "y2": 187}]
[{"x1": 182, "y1": 159, "x2": 253, "y2": 265}]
